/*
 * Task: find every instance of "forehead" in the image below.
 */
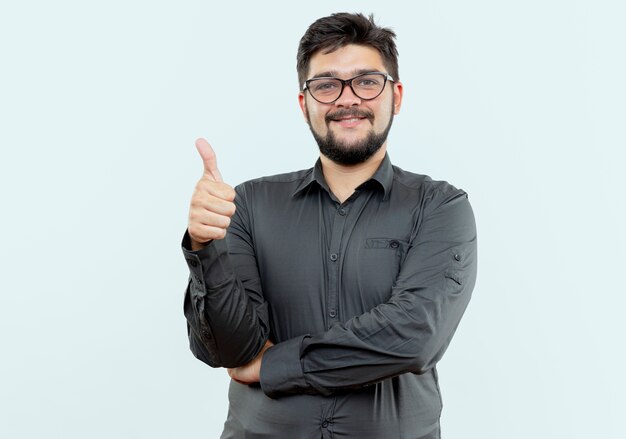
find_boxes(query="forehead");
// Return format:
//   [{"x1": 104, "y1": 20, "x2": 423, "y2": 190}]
[{"x1": 308, "y1": 44, "x2": 386, "y2": 79}]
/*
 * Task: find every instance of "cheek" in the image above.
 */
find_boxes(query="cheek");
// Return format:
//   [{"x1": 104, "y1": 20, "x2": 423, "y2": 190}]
[
  {"x1": 308, "y1": 108, "x2": 327, "y2": 129},
  {"x1": 374, "y1": 104, "x2": 393, "y2": 128},
  {"x1": 303, "y1": 96, "x2": 325, "y2": 126}
]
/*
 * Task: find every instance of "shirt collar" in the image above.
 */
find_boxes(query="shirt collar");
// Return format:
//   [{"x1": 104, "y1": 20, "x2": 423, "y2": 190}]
[
  {"x1": 291, "y1": 153, "x2": 393, "y2": 201},
  {"x1": 365, "y1": 152, "x2": 393, "y2": 201}
]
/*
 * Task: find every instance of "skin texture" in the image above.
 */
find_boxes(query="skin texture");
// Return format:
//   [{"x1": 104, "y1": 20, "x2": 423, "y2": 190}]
[
  {"x1": 226, "y1": 44, "x2": 404, "y2": 384},
  {"x1": 227, "y1": 340, "x2": 274, "y2": 384},
  {"x1": 300, "y1": 44, "x2": 403, "y2": 203},
  {"x1": 300, "y1": 44, "x2": 403, "y2": 169},
  {"x1": 188, "y1": 138, "x2": 237, "y2": 250}
]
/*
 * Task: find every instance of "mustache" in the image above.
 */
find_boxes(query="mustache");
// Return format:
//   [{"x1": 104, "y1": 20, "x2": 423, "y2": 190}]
[{"x1": 325, "y1": 108, "x2": 374, "y2": 124}]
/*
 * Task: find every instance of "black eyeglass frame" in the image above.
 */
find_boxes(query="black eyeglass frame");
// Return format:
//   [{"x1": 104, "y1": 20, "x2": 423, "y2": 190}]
[{"x1": 302, "y1": 72, "x2": 395, "y2": 104}]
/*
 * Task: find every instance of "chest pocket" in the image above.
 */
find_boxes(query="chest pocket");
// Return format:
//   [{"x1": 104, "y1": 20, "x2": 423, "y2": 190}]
[{"x1": 354, "y1": 238, "x2": 409, "y2": 306}]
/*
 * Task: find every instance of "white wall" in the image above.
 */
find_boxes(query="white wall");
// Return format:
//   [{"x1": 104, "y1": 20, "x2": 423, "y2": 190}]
[{"x1": 1, "y1": 1, "x2": 624, "y2": 437}]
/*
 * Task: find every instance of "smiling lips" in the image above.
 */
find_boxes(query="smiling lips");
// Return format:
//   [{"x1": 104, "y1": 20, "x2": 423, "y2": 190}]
[
  {"x1": 332, "y1": 117, "x2": 367, "y2": 128},
  {"x1": 326, "y1": 109, "x2": 374, "y2": 128}
]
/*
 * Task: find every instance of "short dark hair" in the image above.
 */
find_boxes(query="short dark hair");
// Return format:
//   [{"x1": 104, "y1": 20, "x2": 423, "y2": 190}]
[{"x1": 296, "y1": 12, "x2": 399, "y2": 90}]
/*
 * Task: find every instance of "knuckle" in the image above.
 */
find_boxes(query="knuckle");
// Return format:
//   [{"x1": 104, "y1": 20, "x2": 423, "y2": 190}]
[
  {"x1": 195, "y1": 180, "x2": 208, "y2": 192},
  {"x1": 226, "y1": 188, "x2": 236, "y2": 201},
  {"x1": 190, "y1": 193, "x2": 206, "y2": 208},
  {"x1": 215, "y1": 182, "x2": 235, "y2": 200},
  {"x1": 188, "y1": 227, "x2": 204, "y2": 242},
  {"x1": 189, "y1": 211, "x2": 204, "y2": 226}
]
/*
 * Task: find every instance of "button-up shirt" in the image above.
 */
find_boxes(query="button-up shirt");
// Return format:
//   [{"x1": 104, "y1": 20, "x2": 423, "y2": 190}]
[{"x1": 182, "y1": 153, "x2": 477, "y2": 439}]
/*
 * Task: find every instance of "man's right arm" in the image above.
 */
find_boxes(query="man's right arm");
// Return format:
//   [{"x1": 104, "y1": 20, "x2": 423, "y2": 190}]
[{"x1": 182, "y1": 139, "x2": 270, "y2": 368}]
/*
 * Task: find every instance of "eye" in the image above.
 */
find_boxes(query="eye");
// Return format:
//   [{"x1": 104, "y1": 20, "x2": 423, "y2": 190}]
[
  {"x1": 355, "y1": 76, "x2": 382, "y2": 88},
  {"x1": 313, "y1": 81, "x2": 340, "y2": 92}
]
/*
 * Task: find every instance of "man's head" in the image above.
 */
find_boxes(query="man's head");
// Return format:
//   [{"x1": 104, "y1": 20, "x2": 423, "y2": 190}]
[
  {"x1": 297, "y1": 13, "x2": 403, "y2": 165},
  {"x1": 297, "y1": 13, "x2": 400, "y2": 91}
]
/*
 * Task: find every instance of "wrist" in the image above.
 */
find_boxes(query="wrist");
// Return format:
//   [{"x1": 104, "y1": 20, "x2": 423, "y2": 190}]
[{"x1": 190, "y1": 238, "x2": 211, "y2": 251}]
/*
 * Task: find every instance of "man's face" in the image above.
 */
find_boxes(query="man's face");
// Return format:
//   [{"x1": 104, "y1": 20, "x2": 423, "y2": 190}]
[{"x1": 299, "y1": 44, "x2": 403, "y2": 165}]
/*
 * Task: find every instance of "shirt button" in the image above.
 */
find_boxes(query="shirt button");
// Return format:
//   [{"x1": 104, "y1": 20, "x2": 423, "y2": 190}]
[
  {"x1": 329, "y1": 310, "x2": 336, "y2": 318},
  {"x1": 188, "y1": 259, "x2": 198, "y2": 267},
  {"x1": 390, "y1": 240, "x2": 399, "y2": 249},
  {"x1": 338, "y1": 208, "x2": 347, "y2": 216},
  {"x1": 330, "y1": 253, "x2": 338, "y2": 261},
  {"x1": 322, "y1": 420, "x2": 329, "y2": 428},
  {"x1": 454, "y1": 254, "x2": 461, "y2": 261}
]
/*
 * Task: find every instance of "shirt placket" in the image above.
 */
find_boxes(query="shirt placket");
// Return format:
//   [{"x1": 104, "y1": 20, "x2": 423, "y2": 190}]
[{"x1": 326, "y1": 203, "x2": 349, "y2": 327}]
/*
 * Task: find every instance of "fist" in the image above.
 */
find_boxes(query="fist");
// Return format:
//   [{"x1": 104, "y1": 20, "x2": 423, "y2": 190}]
[{"x1": 188, "y1": 138, "x2": 236, "y2": 248}]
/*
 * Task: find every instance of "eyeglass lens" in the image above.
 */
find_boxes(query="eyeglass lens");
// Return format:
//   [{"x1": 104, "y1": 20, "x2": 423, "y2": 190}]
[{"x1": 308, "y1": 73, "x2": 387, "y2": 103}]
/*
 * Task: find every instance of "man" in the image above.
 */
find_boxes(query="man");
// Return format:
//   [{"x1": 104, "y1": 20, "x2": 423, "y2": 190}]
[{"x1": 182, "y1": 12, "x2": 477, "y2": 439}]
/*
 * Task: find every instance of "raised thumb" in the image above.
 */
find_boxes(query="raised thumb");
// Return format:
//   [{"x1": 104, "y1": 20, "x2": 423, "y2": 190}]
[{"x1": 195, "y1": 138, "x2": 223, "y2": 182}]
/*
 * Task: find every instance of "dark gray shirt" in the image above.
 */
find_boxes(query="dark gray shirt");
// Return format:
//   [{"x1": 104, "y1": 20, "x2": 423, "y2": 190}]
[{"x1": 182, "y1": 153, "x2": 477, "y2": 439}]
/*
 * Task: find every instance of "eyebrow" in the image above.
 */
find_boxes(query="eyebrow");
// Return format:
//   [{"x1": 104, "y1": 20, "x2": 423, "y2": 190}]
[{"x1": 310, "y1": 68, "x2": 382, "y2": 79}]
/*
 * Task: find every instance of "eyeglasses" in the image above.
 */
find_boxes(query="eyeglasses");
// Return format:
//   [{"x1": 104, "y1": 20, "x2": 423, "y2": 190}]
[{"x1": 303, "y1": 72, "x2": 394, "y2": 104}]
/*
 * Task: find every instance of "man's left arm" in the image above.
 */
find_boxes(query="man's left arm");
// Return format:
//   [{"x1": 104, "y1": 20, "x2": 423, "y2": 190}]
[{"x1": 243, "y1": 187, "x2": 477, "y2": 398}]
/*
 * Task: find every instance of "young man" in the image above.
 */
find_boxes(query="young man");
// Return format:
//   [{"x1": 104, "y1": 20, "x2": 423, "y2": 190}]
[{"x1": 182, "y1": 13, "x2": 477, "y2": 439}]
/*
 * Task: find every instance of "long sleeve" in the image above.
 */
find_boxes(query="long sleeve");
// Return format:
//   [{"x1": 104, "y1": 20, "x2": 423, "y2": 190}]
[
  {"x1": 182, "y1": 184, "x2": 270, "y2": 368},
  {"x1": 259, "y1": 188, "x2": 477, "y2": 398}
]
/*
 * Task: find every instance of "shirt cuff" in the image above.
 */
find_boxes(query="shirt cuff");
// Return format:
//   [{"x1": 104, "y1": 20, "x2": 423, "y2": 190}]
[
  {"x1": 260, "y1": 335, "x2": 311, "y2": 398},
  {"x1": 181, "y1": 229, "x2": 234, "y2": 292}
]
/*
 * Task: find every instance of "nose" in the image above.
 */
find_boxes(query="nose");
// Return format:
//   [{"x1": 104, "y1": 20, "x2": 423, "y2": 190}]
[{"x1": 334, "y1": 83, "x2": 362, "y2": 107}]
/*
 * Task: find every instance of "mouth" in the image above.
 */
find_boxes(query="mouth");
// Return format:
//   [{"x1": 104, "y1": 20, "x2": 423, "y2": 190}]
[
  {"x1": 326, "y1": 110, "x2": 373, "y2": 128},
  {"x1": 331, "y1": 117, "x2": 366, "y2": 128}
]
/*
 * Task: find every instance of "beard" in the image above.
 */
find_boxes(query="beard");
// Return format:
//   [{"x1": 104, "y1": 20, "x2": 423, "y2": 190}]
[{"x1": 307, "y1": 105, "x2": 394, "y2": 166}]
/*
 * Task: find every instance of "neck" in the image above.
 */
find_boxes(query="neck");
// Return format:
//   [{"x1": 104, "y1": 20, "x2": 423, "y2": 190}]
[{"x1": 320, "y1": 144, "x2": 387, "y2": 203}]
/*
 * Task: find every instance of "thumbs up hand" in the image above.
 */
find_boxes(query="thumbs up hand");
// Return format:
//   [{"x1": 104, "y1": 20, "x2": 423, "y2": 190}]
[{"x1": 188, "y1": 138, "x2": 236, "y2": 250}]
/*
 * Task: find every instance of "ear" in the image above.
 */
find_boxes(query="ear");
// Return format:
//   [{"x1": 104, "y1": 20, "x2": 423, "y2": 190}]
[
  {"x1": 392, "y1": 81, "x2": 404, "y2": 115},
  {"x1": 298, "y1": 91, "x2": 309, "y2": 122}
]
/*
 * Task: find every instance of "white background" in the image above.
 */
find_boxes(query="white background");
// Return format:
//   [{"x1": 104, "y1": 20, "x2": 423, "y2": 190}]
[{"x1": 1, "y1": 1, "x2": 624, "y2": 438}]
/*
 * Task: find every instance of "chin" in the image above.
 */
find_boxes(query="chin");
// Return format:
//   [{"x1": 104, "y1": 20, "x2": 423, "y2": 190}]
[{"x1": 333, "y1": 132, "x2": 369, "y2": 145}]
